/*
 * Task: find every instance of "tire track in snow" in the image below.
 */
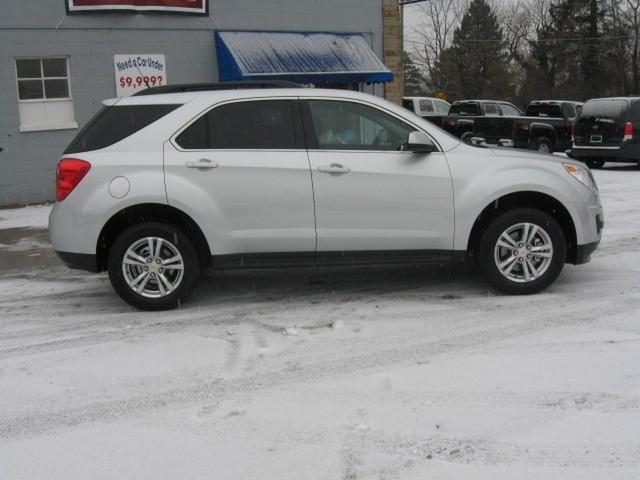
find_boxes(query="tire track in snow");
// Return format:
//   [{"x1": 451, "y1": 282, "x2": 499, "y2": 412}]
[{"x1": 1, "y1": 294, "x2": 638, "y2": 440}]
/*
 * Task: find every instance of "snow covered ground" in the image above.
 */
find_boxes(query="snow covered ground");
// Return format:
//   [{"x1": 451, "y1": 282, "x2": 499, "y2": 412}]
[{"x1": 0, "y1": 165, "x2": 639, "y2": 479}]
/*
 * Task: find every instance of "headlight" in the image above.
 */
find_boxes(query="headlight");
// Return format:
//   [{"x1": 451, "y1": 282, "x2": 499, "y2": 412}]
[{"x1": 563, "y1": 163, "x2": 598, "y2": 192}]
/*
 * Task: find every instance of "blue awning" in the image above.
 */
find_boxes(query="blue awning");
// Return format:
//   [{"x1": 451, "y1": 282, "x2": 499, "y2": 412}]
[{"x1": 215, "y1": 31, "x2": 393, "y2": 85}]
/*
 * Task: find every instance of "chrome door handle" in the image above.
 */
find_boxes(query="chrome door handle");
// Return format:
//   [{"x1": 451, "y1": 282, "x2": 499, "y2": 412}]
[
  {"x1": 185, "y1": 159, "x2": 219, "y2": 170},
  {"x1": 317, "y1": 163, "x2": 351, "y2": 175}
]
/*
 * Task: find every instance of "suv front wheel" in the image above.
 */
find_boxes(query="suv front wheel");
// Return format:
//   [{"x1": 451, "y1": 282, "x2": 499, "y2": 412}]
[
  {"x1": 108, "y1": 222, "x2": 200, "y2": 310},
  {"x1": 477, "y1": 208, "x2": 566, "y2": 295}
]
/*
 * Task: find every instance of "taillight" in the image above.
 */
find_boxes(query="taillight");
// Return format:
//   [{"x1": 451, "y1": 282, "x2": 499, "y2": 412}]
[
  {"x1": 571, "y1": 124, "x2": 575, "y2": 142},
  {"x1": 56, "y1": 158, "x2": 91, "y2": 201},
  {"x1": 624, "y1": 122, "x2": 633, "y2": 141}
]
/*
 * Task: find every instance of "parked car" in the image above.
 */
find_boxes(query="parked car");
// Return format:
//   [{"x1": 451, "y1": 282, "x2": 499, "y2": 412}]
[
  {"x1": 402, "y1": 96, "x2": 450, "y2": 125},
  {"x1": 441, "y1": 100, "x2": 523, "y2": 143},
  {"x1": 512, "y1": 100, "x2": 583, "y2": 153},
  {"x1": 570, "y1": 97, "x2": 640, "y2": 169},
  {"x1": 49, "y1": 84, "x2": 603, "y2": 310}
]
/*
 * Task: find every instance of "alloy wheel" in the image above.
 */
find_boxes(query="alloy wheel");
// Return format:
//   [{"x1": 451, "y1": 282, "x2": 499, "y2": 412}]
[
  {"x1": 493, "y1": 222, "x2": 554, "y2": 284},
  {"x1": 122, "y1": 236, "x2": 185, "y2": 298}
]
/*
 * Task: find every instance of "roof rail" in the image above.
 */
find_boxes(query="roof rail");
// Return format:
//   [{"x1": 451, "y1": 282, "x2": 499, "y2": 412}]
[{"x1": 133, "y1": 80, "x2": 303, "y2": 96}]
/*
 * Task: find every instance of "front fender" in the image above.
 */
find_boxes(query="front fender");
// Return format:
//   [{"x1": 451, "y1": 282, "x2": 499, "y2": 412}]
[{"x1": 450, "y1": 159, "x2": 583, "y2": 251}]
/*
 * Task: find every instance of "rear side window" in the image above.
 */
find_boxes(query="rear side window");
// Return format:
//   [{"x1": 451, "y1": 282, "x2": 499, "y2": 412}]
[
  {"x1": 525, "y1": 104, "x2": 563, "y2": 118},
  {"x1": 65, "y1": 104, "x2": 179, "y2": 154},
  {"x1": 176, "y1": 100, "x2": 298, "y2": 150},
  {"x1": 449, "y1": 103, "x2": 479, "y2": 116}
]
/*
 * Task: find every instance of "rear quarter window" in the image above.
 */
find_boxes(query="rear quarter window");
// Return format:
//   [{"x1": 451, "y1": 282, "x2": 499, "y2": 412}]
[{"x1": 64, "y1": 104, "x2": 180, "y2": 154}]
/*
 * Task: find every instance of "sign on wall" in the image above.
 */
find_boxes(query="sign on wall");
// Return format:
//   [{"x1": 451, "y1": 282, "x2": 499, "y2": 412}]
[
  {"x1": 114, "y1": 54, "x2": 167, "y2": 97},
  {"x1": 67, "y1": 0, "x2": 207, "y2": 15}
]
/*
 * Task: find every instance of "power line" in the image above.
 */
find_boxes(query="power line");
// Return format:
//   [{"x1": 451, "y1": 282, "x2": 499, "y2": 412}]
[{"x1": 405, "y1": 34, "x2": 633, "y2": 44}]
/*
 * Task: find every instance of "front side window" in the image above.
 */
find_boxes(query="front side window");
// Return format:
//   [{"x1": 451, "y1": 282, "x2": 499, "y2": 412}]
[
  {"x1": 419, "y1": 100, "x2": 435, "y2": 114},
  {"x1": 434, "y1": 101, "x2": 450, "y2": 114},
  {"x1": 176, "y1": 100, "x2": 298, "y2": 150},
  {"x1": 562, "y1": 103, "x2": 577, "y2": 119},
  {"x1": 484, "y1": 103, "x2": 499, "y2": 116},
  {"x1": 500, "y1": 103, "x2": 521, "y2": 116},
  {"x1": 15, "y1": 57, "x2": 76, "y2": 132},
  {"x1": 306, "y1": 100, "x2": 415, "y2": 151}
]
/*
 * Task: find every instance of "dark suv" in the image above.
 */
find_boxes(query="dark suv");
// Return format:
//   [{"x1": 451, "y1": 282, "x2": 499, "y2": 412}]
[{"x1": 570, "y1": 97, "x2": 640, "y2": 169}]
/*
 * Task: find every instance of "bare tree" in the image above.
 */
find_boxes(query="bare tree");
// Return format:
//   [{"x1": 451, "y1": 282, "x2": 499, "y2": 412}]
[
  {"x1": 623, "y1": 0, "x2": 640, "y2": 92},
  {"x1": 406, "y1": 0, "x2": 462, "y2": 91}
]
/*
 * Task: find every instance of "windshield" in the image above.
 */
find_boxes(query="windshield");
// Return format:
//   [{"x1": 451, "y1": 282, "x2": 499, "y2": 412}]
[{"x1": 579, "y1": 99, "x2": 628, "y2": 124}]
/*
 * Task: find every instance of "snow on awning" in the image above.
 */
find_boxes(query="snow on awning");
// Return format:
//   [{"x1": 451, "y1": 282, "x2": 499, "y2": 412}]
[{"x1": 215, "y1": 31, "x2": 393, "y2": 85}]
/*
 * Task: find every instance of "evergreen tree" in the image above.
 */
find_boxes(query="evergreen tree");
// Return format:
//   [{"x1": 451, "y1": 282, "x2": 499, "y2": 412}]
[
  {"x1": 523, "y1": 0, "x2": 620, "y2": 101},
  {"x1": 403, "y1": 52, "x2": 428, "y2": 96},
  {"x1": 434, "y1": 0, "x2": 513, "y2": 100}
]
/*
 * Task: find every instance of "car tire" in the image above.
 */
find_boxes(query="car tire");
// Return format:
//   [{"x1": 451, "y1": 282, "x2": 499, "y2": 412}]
[
  {"x1": 477, "y1": 208, "x2": 566, "y2": 295},
  {"x1": 585, "y1": 159, "x2": 605, "y2": 169},
  {"x1": 532, "y1": 137, "x2": 553, "y2": 153},
  {"x1": 107, "y1": 222, "x2": 200, "y2": 311},
  {"x1": 460, "y1": 131, "x2": 474, "y2": 144}
]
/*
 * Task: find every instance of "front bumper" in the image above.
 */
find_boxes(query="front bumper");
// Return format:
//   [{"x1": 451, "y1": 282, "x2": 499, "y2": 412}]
[
  {"x1": 573, "y1": 240, "x2": 601, "y2": 265},
  {"x1": 55, "y1": 251, "x2": 99, "y2": 272}
]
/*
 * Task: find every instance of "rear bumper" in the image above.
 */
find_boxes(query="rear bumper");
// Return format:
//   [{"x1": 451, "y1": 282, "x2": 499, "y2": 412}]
[
  {"x1": 571, "y1": 142, "x2": 640, "y2": 162},
  {"x1": 55, "y1": 251, "x2": 99, "y2": 273}
]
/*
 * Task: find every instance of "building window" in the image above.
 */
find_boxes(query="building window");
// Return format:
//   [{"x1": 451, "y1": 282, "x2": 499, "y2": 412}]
[{"x1": 15, "y1": 57, "x2": 77, "y2": 132}]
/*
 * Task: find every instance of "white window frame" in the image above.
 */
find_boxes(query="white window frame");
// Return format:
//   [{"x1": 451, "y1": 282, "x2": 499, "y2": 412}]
[{"x1": 15, "y1": 56, "x2": 78, "y2": 133}]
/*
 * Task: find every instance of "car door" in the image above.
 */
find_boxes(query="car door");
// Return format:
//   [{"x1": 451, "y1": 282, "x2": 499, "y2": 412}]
[
  {"x1": 302, "y1": 98, "x2": 454, "y2": 255},
  {"x1": 163, "y1": 98, "x2": 316, "y2": 257}
]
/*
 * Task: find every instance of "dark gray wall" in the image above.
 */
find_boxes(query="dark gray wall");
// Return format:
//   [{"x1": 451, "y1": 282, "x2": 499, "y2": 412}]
[{"x1": 0, "y1": 0, "x2": 383, "y2": 206}]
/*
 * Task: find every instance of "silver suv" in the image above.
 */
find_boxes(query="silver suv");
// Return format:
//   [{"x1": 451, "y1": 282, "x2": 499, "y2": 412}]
[{"x1": 49, "y1": 84, "x2": 604, "y2": 310}]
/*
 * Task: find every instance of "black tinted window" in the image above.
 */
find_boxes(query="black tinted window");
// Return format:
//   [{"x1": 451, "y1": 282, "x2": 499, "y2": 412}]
[
  {"x1": 449, "y1": 103, "x2": 479, "y2": 116},
  {"x1": 525, "y1": 104, "x2": 563, "y2": 118},
  {"x1": 65, "y1": 105, "x2": 179, "y2": 154},
  {"x1": 402, "y1": 99, "x2": 416, "y2": 113},
  {"x1": 176, "y1": 100, "x2": 297, "y2": 150}
]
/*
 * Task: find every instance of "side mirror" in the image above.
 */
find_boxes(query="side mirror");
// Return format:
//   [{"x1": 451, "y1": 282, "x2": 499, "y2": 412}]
[{"x1": 404, "y1": 131, "x2": 437, "y2": 153}]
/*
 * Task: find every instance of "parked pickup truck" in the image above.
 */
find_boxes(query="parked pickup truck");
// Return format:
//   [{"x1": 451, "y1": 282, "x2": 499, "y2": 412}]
[
  {"x1": 402, "y1": 96, "x2": 451, "y2": 126},
  {"x1": 512, "y1": 101, "x2": 583, "y2": 153},
  {"x1": 443, "y1": 100, "x2": 582, "y2": 153},
  {"x1": 440, "y1": 100, "x2": 523, "y2": 144}
]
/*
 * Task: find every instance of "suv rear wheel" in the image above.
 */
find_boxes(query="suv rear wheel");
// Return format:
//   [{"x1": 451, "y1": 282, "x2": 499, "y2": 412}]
[
  {"x1": 108, "y1": 222, "x2": 200, "y2": 310},
  {"x1": 477, "y1": 208, "x2": 566, "y2": 295}
]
